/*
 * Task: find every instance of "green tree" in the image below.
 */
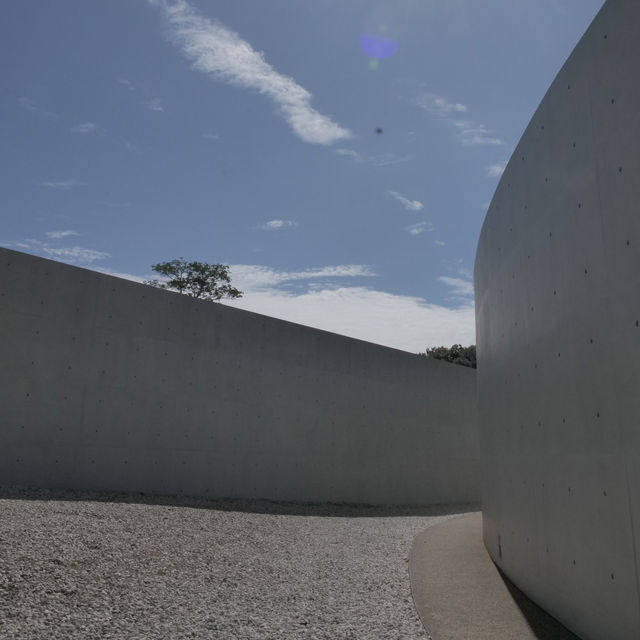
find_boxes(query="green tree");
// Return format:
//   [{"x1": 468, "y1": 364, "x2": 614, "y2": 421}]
[
  {"x1": 424, "y1": 344, "x2": 476, "y2": 369},
  {"x1": 144, "y1": 258, "x2": 243, "y2": 301}
]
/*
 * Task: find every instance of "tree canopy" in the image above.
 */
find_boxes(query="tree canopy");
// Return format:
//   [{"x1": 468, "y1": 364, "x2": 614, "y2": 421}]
[
  {"x1": 144, "y1": 258, "x2": 243, "y2": 301},
  {"x1": 424, "y1": 344, "x2": 476, "y2": 368}
]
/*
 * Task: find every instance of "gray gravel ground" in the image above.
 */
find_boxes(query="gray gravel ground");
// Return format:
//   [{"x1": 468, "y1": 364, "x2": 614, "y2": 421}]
[{"x1": 0, "y1": 489, "x2": 471, "y2": 640}]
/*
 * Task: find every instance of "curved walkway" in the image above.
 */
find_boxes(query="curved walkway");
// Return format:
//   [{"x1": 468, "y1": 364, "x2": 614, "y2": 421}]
[{"x1": 409, "y1": 513, "x2": 581, "y2": 639}]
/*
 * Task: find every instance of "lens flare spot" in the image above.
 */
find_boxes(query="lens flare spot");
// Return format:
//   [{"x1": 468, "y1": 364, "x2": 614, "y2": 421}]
[
  {"x1": 368, "y1": 58, "x2": 380, "y2": 71},
  {"x1": 360, "y1": 33, "x2": 399, "y2": 60}
]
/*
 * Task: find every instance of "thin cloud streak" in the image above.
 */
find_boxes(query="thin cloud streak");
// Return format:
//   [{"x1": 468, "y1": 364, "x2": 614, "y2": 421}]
[
  {"x1": 486, "y1": 161, "x2": 507, "y2": 177},
  {"x1": 3, "y1": 237, "x2": 109, "y2": 265},
  {"x1": 45, "y1": 230, "x2": 80, "y2": 239},
  {"x1": 146, "y1": 98, "x2": 165, "y2": 112},
  {"x1": 417, "y1": 92, "x2": 504, "y2": 147},
  {"x1": 457, "y1": 124, "x2": 503, "y2": 146},
  {"x1": 95, "y1": 268, "x2": 150, "y2": 283},
  {"x1": 260, "y1": 220, "x2": 298, "y2": 230},
  {"x1": 71, "y1": 122, "x2": 97, "y2": 134},
  {"x1": 117, "y1": 77, "x2": 136, "y2": 91},
  {"x1": 39, "y1": 179, "x2": 86, "y2": 190},
  {"x1": 121, "y1": 138, "x2": 143, "y2": 155},
  {"x1": 386, "y1": 190, "x2": 424, "y2": 212},
  {"x1": 335, "y1": 148, "x2": 359, "y2": 158},
  {"x1": 18, "y1": 97, "x2": 39, "y2": 113},
  {"x1": 43, "y1": 246, "x2": 110, "y2": 264},
  {"x1": 417, "y1": 93, "x2": 467, "y2": 116},
  {"x1": 18, "y1": 97, "x2": 58, "y2": 119},
  {"x1": 230, "y1": 264, "x2": 376, "y2": 290},
  {"x1": 151, "y1": 0, "x2": 351, "y2": 145},
  {"x1": 439, "y1": 276, "x2": 474, "y2": 298},
  {"x1": 406, "y1": 222, "x2": 432, "y2": 236},
  {"x1": 335, "y1": 148, "x2": 412, "y2": 166}
]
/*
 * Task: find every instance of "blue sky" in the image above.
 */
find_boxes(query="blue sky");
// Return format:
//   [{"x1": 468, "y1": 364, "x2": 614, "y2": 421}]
[{"x1": 2, "y1": 0, "x2": 604, "y2": 352}]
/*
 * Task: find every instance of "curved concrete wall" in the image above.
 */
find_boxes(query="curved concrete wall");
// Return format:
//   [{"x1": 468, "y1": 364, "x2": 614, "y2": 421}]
[
  {"x1": 475, "y1": 1, "x2": 640, "y2": 638},
  {"x1": 1, "y1": 247, "x2": 479, "y2": 505}
]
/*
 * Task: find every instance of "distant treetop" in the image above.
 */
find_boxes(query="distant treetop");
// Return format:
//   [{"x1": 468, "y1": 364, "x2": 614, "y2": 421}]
[
  {"x1": 144, "y1": 258, "x2": 243, "y2": 301},
  {"x1": 424, "y1": 344, "x2": 476, "y2": 369}
]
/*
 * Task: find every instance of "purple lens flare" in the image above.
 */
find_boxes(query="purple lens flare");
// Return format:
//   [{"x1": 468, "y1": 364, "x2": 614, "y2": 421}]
[{"x1": 359, "y1": 33, "x2": 399, "y2": 60}]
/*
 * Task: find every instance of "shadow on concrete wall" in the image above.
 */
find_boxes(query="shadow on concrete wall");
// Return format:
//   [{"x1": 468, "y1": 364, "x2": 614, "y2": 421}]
[{"x1": 496, "y1": 568, "x2": 581, "y2": 640}]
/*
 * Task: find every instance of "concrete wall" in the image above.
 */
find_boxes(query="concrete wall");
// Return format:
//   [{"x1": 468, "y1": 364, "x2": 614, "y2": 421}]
[
  {"x1": 0, "y1": 247, "x2": 479, "y2": 505},
  {"x1": 475, "y1": 1, "x2": 640, "y2": 638}
]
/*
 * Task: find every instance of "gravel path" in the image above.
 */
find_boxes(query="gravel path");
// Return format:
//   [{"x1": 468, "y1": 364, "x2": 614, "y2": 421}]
[{"x1": 0, "y1": 489, "x2": 470, "y2": 640}]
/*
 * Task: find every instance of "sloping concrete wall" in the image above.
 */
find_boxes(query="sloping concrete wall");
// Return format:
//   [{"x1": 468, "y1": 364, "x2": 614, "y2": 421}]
[
  {"x1": 1, "y1": 247, "x2": 479, "y2": 505},
  {"x1": 475, "y1": 1, "x2": 640, "y2": 638}
]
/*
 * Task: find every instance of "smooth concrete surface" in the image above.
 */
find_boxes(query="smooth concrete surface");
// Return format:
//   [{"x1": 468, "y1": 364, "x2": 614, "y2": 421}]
[
  {"x1": 409, "y1": 513, "x2": 580, "y2": 640},
  {"x1": 0, "y1": 247, "x2": 479, "y2": 505},
  {"x1": 475, "y1": 1, "x2": 640, "y2": 638}
]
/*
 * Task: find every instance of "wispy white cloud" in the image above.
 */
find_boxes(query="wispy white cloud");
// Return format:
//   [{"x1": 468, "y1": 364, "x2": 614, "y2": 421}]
[
  {"x1": 406, "y1": 222, "x2": 432, "y2": 236},
  {"x1": 435, "y1": 240, "x2": 446, "y2": 246},
  {"x1": 71, "y1": 122, "x2": 97, "y2": 134},
  {"x1": 94, "y1": 268, "x2": 151, "y2": 283},
  {"x1": 39, "y1": 179, "x2": 85, "y2": 190},
  {"x1": 121, "y1": 138, "x2": 143, "y2": 154},
  {"x1": 417, "y1": 93, "x2": 468, "y2": 116},
  {"x1": 230, "y1": 264, "x2": 376, "y2": 290},
  {"x1": 202, "y1": 132, "x2": 219, "y2": 140},
  {"x1": 221, "y1": 266, "x2": 474, "y2": 352},
  {"x1": 42, "y1": 246, "x2": 110, "y2": 264},
  {"x1": 260, "y1": 220, "x2": 298, "y2": 231},
  {"x1": 417, "y1": 92, "x2": 504, "y2": 147},
  {"x1": 45, "y1": 230, "x2": 80, "y2": 240},
  {"x1": 335, "y1": 148, "x2": 412, "y2": 167},
  {"x1": 486, "y1": 161, "x2": 507, "y2": 177},
  {"x1": 150, "y1": 0, "x2": 351, "y2": 145},
  {"x1": 335, "y1": 148, "x2": 359, "y2": 158},
  {"x1": 117, "y1": 77, "x2": 136, "y2": 91},
  {"x1": 374, "y1": 154, "x2": 413, "y2": 167},
  {"x1": 3, "y1": 237, "x2": 109, "y2": 265},
  {"x1": 439, "y1": 276, "x2": 474, "y2": 298},
  {"x1": 6, "y1": 241, "x2": 32, "y2": 250},
  {"x1": 18, "y1": 97, "x2": 57, "y2": 119},
  {"x1": 146, "y1": 98, "x2": 165, "y2": 112},
  {"x1": 458, "y1": 266, "x2": 472, "y2": 280},
  {"x1": 386, "y1": 190, "x2": 424, "y2": 212},
  {"x1": 456, "y1": 123, "x2": 503, "y2": 146},
  {"x1": 18, "y1": 97, "x2": 39, "y2": 113}
]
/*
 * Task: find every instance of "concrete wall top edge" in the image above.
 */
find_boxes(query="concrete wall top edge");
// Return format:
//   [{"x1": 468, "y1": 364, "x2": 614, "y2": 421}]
[
  {"x1": 475, "y1": 0, "x2": 612, "y2": 276},
  {"x1": 1, "y1": 247, "x2": 471, "y2": 370}
]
